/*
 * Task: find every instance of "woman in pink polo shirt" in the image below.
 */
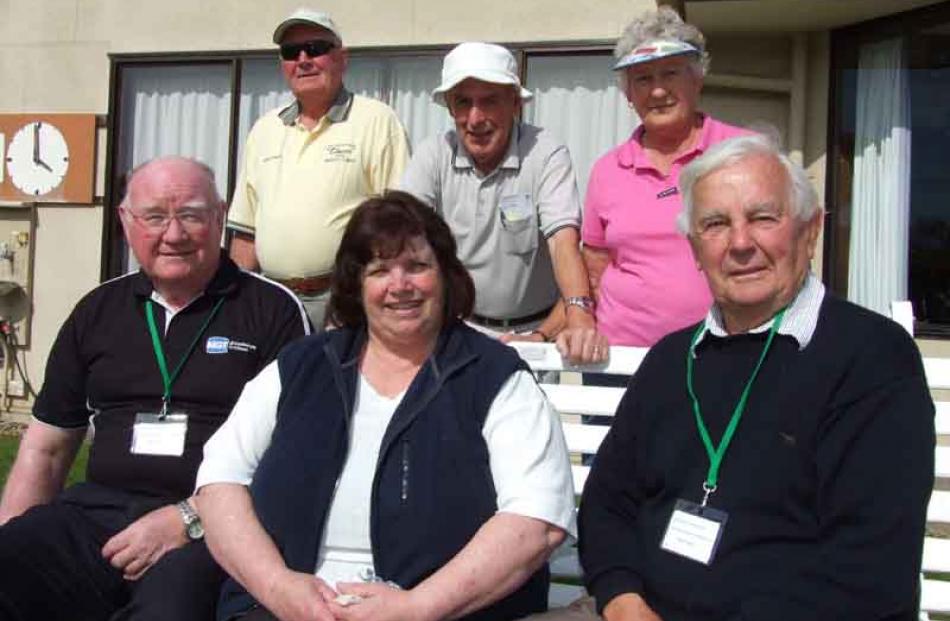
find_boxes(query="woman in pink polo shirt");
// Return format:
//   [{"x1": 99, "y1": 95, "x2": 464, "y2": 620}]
[{"x1": 583, "y1": 7, "x2": 750, "y2": 348}]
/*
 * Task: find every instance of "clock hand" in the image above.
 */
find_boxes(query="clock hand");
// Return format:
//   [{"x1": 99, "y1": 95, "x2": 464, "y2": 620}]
[
  {"x1": 31, "y1": 122, "x2": 54, "y2": 172},
  {"x1": 32, "y1": 122, "x2": 40, "y2": 164}
]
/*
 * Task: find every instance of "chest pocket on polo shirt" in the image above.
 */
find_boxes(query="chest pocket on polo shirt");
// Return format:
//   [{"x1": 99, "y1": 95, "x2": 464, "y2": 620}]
[
  {"x1": 323, "y1": 142, "x2": 357, "y2": 163},
  {"x1": 498, "y1": 193, "x2": 537, "y2": 256}
]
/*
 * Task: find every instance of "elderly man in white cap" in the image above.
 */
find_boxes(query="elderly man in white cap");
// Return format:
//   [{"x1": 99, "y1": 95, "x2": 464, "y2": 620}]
[
  {"x1": 400, "y1": 42, "x2": 607, "y2": 364},
  {"x1": 229, "y1": 7, "x2": 410, "y2": 330}
]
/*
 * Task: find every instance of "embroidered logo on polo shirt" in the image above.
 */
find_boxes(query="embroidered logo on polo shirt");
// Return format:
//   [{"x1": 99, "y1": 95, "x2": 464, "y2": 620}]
[
  {"x1": 324, "y1": 143, "x2": 356, "y2": 163},
  {"x1": 206, "y1": 336, "x2": 258, "y2": 355}
]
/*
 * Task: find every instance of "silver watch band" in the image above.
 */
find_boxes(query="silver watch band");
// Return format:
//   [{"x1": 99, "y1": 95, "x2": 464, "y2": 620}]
[{"x1": 564, "y1": 296, "x2": 595, "y2": 313}]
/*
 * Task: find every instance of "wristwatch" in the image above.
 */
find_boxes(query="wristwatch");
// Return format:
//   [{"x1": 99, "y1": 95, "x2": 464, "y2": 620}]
[
  {"x1": 564, "y1": 296, "x2": 596, "y2": 314},
  {"x1": 176, "y1": 499, "x2": 204, "y2": 541}
]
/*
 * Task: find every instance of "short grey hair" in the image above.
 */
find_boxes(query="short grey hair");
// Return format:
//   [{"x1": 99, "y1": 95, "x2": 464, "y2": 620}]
[
  {"x1": 119, "y1": 156, "x2": 222, "y2": 210},
  {"x1": 676, "y1": 134, "x2": 820, "y2": 235},
  {"x1": 614, "y1": 6, "x2": 709, "y2": 87}
]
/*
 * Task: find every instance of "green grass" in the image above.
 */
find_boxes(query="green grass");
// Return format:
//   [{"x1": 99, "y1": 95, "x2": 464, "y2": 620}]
[{"x1": 0, "y1": 435, "x2": 89, "y2": 492}]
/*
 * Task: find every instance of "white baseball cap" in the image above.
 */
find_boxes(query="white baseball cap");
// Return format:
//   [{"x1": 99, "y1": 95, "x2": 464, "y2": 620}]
[
  {"x1": 273, "y1": 8, "x2": 342, "y2": 44},
  {"x1": 432, "y1": 42, "x2": 533, "y2": 106}
]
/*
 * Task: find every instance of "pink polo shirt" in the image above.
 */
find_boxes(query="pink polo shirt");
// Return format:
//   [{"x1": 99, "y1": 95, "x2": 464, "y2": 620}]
[{"x1": 582, "y1": 115, "x2": 750, "y2": 346}]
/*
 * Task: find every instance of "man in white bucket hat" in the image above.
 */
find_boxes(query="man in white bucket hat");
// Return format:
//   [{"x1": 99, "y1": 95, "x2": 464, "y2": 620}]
[
  {"x1": 401, "y1": 42, "x2": 607, "y2": 364},
  {"x1": 228, "y1": 7, "x2": 410, "y2": 331}
]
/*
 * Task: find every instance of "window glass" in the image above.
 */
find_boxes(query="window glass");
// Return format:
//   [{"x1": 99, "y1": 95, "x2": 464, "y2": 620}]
[
  {"x1": 118, "y1": 63, "x2": 231, "y2": 197},
  {"x1": 386, "y1": 56, "x2": 453, "y2": 149},
  {"x1": 524, "y1": 53, "x2": 638, "y2": 199},
  {"x1": 116, "y1": 63, "x2": 231, "y2": 272},
  {"x1": 828, "y1": 10, "x2": 950, "y2": 333},
  {"x1": 907, "y1": 36, "x2": 950, "y2": 330},
  {"x1": 237, "y1": 55, "x2": 449, "y2": 166}
]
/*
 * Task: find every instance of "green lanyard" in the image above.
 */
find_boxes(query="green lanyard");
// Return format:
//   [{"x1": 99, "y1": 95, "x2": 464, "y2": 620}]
[
  {"x1": 686, "y1": 308, "x2": 786, "y2": 506},
  {"x1": 145, "y1": 297, "x2": 225, "y2": 417}
]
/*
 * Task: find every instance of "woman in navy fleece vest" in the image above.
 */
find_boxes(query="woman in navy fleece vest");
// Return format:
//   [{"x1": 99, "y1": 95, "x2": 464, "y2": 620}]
[{"x1": 196, "y1": 191, "x2": 577, "y2": 621}]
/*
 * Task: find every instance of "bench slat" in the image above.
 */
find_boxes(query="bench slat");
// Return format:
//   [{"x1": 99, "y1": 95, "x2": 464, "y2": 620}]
[
  {"x1": 936, "y1": 402, "x2": 950, "y2": 435},
  {"x1": 541, "y1": 384, "x2": 623, "y2": 418},
  {"x1": 924, "y1": 357, "x2": 950, "y2": 391},
  {"x1": 572, "y1": 465, "x2": 590, "y2": 494},
  {"x1": 923, "y1": 537, "x2": 950, "y2": 573},
  {"x1": 928, "y1": 490, "x2": 950, "y2": 525},
  {"x1": 562, "y1": 422, "x2": 610, "y2": 454},
  {"x1": 937, "y1": 446, "x2": 950, "y2": 479},
  {"x1": 922, "y1": 577, "x2": 950, "y2": 614},
  {"x1": 509, "y1": 342, "x2": 648, "y2": 375}
]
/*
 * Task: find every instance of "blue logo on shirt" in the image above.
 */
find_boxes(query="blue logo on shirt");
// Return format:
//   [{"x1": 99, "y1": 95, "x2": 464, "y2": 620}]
[{"x1": 206, "y1": 336, "x2": 230, "y2": 354}]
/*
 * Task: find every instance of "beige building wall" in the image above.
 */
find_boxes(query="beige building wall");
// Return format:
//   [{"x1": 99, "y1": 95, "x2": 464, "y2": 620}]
[
  {"x1": 0, "y1": 0, "x2": 658, "y2": 410},
  {"x1": 0, "y1": 0, "x2": 934, "y2": 412}
]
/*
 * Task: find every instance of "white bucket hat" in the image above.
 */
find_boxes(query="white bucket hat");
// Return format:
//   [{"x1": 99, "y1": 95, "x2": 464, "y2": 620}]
[
  {"x1": 432, "y1": 42, "x2": 533, "y2": 106},
  {"x1": 273, "y1": 8, "x2": 342, "y2": 44}
]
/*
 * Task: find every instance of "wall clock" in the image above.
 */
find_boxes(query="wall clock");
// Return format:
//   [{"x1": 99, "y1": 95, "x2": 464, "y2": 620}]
[{"x1": 0, "y1": 114, "x2": 96, "y2": 204}]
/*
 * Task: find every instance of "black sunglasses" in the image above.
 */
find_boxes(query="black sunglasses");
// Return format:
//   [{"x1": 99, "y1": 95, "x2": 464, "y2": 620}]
[{"x1": 279, "y1": 39, "x2": 337, "y2": 61}]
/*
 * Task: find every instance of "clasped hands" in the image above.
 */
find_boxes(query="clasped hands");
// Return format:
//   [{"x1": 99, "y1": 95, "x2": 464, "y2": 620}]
[{"x1": 265, "y1": 571, "x2": 425, "y2": 621}]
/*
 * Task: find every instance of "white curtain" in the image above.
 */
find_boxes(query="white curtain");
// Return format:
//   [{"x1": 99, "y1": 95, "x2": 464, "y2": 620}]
[
  {"x1": 237, "y1": 55, "x2": 448, "y2": 161},
  {"x1": 524, "y1": 54, "x2": 638, "y2": 200},
  {"x1": 117, "y1": 64, "x2": 232, "y2": 270},
  {"x1": 118, "y1": 64, "x2": 231, "y2": 197},
  {"x1": 848, "y1": 37, "x2": 912, "y2": 315},
  {"x1": 388, "y1": 56, "x2": 453, "y2": 150},
  {"x1": 237, "y1": 58, "x2": 291, "y2": 170}
]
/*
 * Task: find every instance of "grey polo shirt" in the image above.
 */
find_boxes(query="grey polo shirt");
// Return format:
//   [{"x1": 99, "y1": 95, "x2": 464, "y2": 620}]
[{"x1": 400, "y1": 123, "x2": 581, "y2": 319}]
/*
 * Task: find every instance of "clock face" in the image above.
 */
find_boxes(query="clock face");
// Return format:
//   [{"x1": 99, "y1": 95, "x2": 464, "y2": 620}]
[{"x1": 5, "y1": 121, "x2": 70, "y2": 197}]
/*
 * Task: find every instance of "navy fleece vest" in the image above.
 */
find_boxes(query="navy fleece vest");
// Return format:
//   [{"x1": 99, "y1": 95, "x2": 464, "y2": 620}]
[{"x1": 217, "y1": 322, "x2": 550, "y2": 621}]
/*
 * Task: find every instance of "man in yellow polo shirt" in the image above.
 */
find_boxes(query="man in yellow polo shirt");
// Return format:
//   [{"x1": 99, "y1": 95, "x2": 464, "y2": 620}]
[{"x1": 228, "y1": 8, "x2": 410, "y2": 329}]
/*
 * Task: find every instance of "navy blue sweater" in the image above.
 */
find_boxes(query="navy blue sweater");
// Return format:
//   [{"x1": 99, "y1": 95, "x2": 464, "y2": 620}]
[{"x1": 580, "y1": 294, "x2": 935, "y2": 621}]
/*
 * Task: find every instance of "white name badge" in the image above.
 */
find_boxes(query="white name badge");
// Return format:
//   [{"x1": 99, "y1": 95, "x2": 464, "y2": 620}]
[
  {"x1": 131, "y1": 413, "x2": 188, "y2": 457},
  {"x1": 660, "y1": 499, "x2": 728, "y2": 565}
]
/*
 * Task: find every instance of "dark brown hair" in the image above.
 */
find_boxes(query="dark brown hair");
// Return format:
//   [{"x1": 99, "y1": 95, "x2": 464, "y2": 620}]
[{"x1": 326, "y1": 190, "x2": 475, "y2": 329}]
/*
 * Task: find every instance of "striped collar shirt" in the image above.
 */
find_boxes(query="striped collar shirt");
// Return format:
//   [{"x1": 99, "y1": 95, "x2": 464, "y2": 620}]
[{"x1": 692, "y1": 272, "x2": 826, "y2": 355}]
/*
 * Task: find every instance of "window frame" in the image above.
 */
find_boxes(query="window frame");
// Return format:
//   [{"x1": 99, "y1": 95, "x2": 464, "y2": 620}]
[
  {"x1": 823, "y1": 0, "x2": 950, "y2": 337},
  {"x1": 101, "y1": 40, "x2": 616, "y2": 281}
]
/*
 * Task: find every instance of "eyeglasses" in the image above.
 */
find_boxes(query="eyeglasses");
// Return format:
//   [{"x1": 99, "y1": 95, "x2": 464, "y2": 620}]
[
  {"x1": 279, "y1": 39, "x2": 337, "y2": 61},
  {"x1": 122, "y1": 207, "x2": 217, "y2": 235}
]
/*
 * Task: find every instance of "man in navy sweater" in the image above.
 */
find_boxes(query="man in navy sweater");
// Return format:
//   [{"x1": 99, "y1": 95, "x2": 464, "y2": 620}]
[{"x1": 566, "y1": 134, "x2": 934, "y2": 621}]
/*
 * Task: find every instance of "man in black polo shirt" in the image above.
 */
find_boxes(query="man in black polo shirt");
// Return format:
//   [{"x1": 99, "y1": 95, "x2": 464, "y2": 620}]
[{"x1": 0, "y1": 157, "x2": 310, "y2": 621}]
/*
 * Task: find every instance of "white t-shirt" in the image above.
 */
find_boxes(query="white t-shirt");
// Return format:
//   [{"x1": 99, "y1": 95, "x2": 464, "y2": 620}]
[
  {"x1": 314, "y1": 375, "x2": 401, "y2": 588},
  {"x1": 196, "y1": 363, "x2": 577, "y2": 580}
]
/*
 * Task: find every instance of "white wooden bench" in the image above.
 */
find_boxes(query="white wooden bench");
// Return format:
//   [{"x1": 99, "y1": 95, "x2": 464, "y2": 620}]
[{"x1": 508, "y1": 342, "x2": 950, "y2": 617}]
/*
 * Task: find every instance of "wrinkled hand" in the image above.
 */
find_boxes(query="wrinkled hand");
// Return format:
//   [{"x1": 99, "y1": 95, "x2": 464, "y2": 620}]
[
  {"x1": 603, "y1": 593, "x2": 663, "y2": 621},
  {"x1": 554, "y1": 327, "x2": 609, "y2": 365},
  {"x1": 329, "y1": 582, "x2": 425, "y2": 621},
  {"x1": 263, "y1": 571, "x2": 338, "y2": 621},
  {"x1": 101, "y1": 504, "x2": 187, "y2": 580}
]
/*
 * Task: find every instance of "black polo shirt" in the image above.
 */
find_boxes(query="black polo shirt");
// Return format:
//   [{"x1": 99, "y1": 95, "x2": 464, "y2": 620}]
[{"x1": 34, "y1": 256, "x2": 310, "y2": 501}]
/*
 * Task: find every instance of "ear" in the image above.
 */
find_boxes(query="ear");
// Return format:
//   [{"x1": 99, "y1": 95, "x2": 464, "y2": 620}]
[
  {"x1": 686, "y1": 233, "x2": 704, "y2": 272},
  {"x1": 804, "y1": 209, "x2": 824, "y2": 259},
  {"x1": 117, "y1": 204, "x2": 131, "y2": 233}
]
